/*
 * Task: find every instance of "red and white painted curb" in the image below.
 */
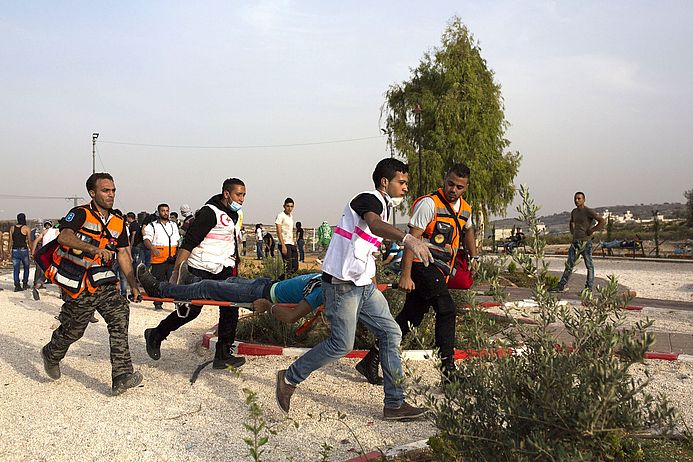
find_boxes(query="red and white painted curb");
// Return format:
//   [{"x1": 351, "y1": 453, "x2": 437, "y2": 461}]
[
  {"x1": 341, "y1": 438, "x2": 429, "y2": 462},
  {"x1": 202, "y1": 329, "x2": 691, "y2": 362}
]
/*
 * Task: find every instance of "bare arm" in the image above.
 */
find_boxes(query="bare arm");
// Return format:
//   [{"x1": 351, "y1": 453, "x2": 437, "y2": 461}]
[
  {"x1": 25, "y1": 226, "x2": 34, "y2": 251},
  {"x1": 31, "y1": 230, "x2": 45, "y2": 255},
  {"x1": 169, "y1": 248, "x2": 191, "y2": 283},
  {"x1": 276, "y1": 223, "x2": 287, "y2": 255},
  {"x1": 589, "y1": 214, "x2": 606, "y2": 235},
  {"x1": 117, "y1": 247, "x2": 141, "y2": 301},
  {"x1": 464, "y1": 226, "x2": 476, "y2": 258},
  {"x1": 398, "y1": 227, "x2": 424, "y2": 292},
  {"x1": 363, "y1": 212, "x2": 406, "y2": 241},
  {"x1": 57, "y1": 229, "x2": 114, "y2": 262}
]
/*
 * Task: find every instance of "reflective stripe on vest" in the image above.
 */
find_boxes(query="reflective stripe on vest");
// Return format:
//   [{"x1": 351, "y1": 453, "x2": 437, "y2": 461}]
[
  {"x1": 413, "y1": 189, "x2": 472, "y2": 276},
  {"x1": 48, "y1": 205, "x2": 125, "y2": 298},
  {"x1": 322, "y1": 190, "x2": 388, "y2": 286}
]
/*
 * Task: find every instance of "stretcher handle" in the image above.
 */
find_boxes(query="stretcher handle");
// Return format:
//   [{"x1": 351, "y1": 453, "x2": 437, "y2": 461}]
[{"x1": 141, "y1": 295, "x2": 295, "y2": 310}]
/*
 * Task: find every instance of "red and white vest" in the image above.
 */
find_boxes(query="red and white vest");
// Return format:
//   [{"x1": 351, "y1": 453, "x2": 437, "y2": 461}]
[
  {"x1": 322, "y1": 190, "x2": 387, "y2": 286},
  {"x1": 187, "y1": 204, "x2": 237, "y2": 274}
]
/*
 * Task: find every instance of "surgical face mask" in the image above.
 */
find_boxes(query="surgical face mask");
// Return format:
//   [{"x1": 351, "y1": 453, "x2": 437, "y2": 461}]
[
  {"x1": 389, "y1": 196, "x2": 404, "y2": 207},
  {"x1": 229, "y1": 201, "x2": 243, "y2": 212}
]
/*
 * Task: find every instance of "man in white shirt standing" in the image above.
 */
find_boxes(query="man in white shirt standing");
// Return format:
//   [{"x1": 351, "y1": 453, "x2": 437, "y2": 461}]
[
  {"x1": 275, "y1": 198, "x2": 298, "y2": 276},
  {"x1": 143, "y1": 203, "x2": 181, "y2": 310}
]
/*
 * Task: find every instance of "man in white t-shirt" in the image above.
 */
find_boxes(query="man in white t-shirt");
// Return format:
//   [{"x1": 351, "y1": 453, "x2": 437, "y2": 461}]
[{"x1": 275, "y1": 197, "x2": 298, "y2": 275}]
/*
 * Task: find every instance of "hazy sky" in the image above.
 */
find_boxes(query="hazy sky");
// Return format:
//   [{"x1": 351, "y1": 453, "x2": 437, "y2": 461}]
[{"x1": 2, "y1": 1, "x2": 691, "y2": 227}]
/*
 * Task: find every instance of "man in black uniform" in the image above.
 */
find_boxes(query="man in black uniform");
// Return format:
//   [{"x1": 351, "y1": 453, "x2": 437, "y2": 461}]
[{"x1": 143, "y1": 178, "x2": 247, "y2": 369}]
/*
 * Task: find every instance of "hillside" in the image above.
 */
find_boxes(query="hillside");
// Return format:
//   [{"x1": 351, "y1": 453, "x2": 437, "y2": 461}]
[{"x1": 490, "y1": 202, "x2": 686, "y2": 234}]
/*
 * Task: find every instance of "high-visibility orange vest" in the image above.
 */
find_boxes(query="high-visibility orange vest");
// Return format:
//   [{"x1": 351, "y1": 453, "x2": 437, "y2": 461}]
[
  {"x1": 412, "y1": 188, "x2": 471, "y2": 278},
  {"x1": 144, "y1": 221, "x2": 179, "y2": 265},
  {"x1": 46, "y1": 205, "x2": 124, "y2": 299}
]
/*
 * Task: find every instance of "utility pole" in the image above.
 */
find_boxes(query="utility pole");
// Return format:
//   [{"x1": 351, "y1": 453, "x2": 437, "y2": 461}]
[
  {"x1": 413, "y1": 103, "x2": 422, "y2": 198},
  {"x1": 92, "y1": 132, "x2": 99, "y2": 174},
  {"x1": 652, "y1": 210, "x2": 660, "y2": 258}
]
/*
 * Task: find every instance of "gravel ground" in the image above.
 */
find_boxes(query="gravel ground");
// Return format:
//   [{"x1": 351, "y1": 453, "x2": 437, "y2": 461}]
[
  {"x1": 544, "y1": 256, "x2": 693, "y2": 302},
  {"x1": 0, "y1": 275, "x2": 435, "y2": 462},
  {"x1": 1, "y1": 257, "x2": 691, "y2": 461}
]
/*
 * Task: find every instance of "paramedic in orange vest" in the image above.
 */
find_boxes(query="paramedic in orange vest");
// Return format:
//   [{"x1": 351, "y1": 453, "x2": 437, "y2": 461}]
[
  {"x1": 40, "y1": 172, "x2": 143, "y2": 395},
  {"x1": 398, "y1": 163, "x2": 476, "y2": 377},
  {"x1": 143, "y1": 178, "x2": 247, "y2": 371},
  {"x1": 143, "y1": 203, "x2": 181, "y2": 311}
]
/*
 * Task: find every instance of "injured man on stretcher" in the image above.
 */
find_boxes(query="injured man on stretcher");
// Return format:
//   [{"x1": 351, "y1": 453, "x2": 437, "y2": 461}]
[{"x1": 136, "y1": 263, "x2": 322, "y2": 323}]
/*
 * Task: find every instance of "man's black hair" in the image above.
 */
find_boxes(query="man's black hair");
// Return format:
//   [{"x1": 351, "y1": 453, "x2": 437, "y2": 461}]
[
  {"x1": 86, "y1": 172, "x2": 114, "y2": 193},
  {"x1": 575, "y1": 191, "x2": 585, "y2": 199},
  {"x1": 284, "y1": 197, "x2": 294, "y2": 205},
  {"x1": 126, "y1": 212, "x2": 136, "y2": 219},
  {"x1": 372, "y1": 158, "x2": 408, "y2": 189},
  {"x1": 222, "y1": 178, "x2": 245, "y2": 192},
  {"x1": 157, "y1": 203, "x2": 169, "y2": 211},
  {"x1": 446, "y1": 163, "x2": 471, "y2": 179}
]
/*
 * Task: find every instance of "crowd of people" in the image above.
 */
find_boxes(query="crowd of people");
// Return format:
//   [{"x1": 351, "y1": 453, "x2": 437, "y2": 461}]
[{"x1": 2, "y1": 157, "x2": 509, "y2": 421}]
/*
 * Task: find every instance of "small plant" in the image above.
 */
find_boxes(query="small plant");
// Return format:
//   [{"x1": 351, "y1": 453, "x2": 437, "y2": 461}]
[
  {"x1": 242, "y1": 388, "x2": 277, "y2": 462},
  {"x1": 318, "y1": 442, "x2": 333, "y2": 462},
  {"x1": 506, "y1": 261, "x2": 517, "y2": 274},
  {"x1": 406, "y1": 185, "x2": 679, "y2": 461}
]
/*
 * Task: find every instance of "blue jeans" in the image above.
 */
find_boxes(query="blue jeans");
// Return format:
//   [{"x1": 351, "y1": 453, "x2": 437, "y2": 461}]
[
  {"x1": 285, "y1": 281, "x2": 405, "y2": 408},
  {"x1": 297, "y1": 239, "x2": 305, "y2": 262},
  {"x1": 12, "y1": 248, "x2": 30, "y2": 286},
  {"x1": 557, "y1": 239, "x2": 594, "y2": 290},
  {"x1": 159, "y1": 277, "x2": 273, "y2": 302},
  {"x1": 256, "y1": 241, "x2": 264, "y2": 259}
]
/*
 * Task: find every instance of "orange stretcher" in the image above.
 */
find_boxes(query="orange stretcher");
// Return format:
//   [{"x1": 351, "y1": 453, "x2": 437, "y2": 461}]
[{"x1": 141, "y1": 282, "x2": 396, "y2": 336}]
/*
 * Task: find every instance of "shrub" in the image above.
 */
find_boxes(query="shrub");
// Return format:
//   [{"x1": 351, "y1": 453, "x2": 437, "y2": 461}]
[{"x1": 409, "y1": 185, "x2": 678, "y2": 461}]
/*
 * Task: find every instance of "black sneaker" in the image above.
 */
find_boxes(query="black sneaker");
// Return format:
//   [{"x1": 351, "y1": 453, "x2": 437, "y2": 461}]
[
  {"x1": 136, "y1": 263, "x2": 161, "y2": 297},
  {"x1": 548, "y1": 286, "x2": 564, "y2": 293},
  {"x1": 383, "y1": 401, "x2": 427, "y2": 421},
  {"x1": 32, "y1": 287, "x2": 40, "y2": 300},
  {"x1": 41, "y1": 346, "x2": 61, "y2": 380},
  {"x1": 112, "y1": 371, "x2": 143, "y2": 396},
  {"x1": 22, "y1": 282, "x2": 29, "y2": 290},
  {"x1": 177, "y1": 261, "x2": 195, "y2": 285},
  {"x1": 212, "y1": 355, "x2": 246, "y2": 370},
  {"x1": 14, "y1": 284, "x2": 22, "y2": 292},
  {"x1": 144, "y1": 328, "x2": 162, "y2": 360},
  {"x1": 355, "y1": 347, "x2": 383, "y2": 385},
  {"x1": 275, "y1": 369, "x2": 296, "y2": 414}
]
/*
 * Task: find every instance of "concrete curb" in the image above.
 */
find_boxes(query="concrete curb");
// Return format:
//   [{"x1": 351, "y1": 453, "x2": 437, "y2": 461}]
[
  {"x1": 202, "y1": 330, "x2": 684, "y2": 362},
  {"x1": 341, "y1": 438, "x2": 429, "y2": 462}
]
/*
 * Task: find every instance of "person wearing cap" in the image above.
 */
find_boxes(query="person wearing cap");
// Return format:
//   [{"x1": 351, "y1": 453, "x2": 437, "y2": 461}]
[
  {"x1": 9, "y1": 213, "x2": 33, "y2": 291},
  {"x1": 179, "y1": 204, "x2": 194, "y2": 239}
]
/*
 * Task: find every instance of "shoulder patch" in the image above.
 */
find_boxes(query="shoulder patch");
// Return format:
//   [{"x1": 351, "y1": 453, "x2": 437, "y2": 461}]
[{"x1": 65, "y1": 212, "x2": 75, "y2": 222}]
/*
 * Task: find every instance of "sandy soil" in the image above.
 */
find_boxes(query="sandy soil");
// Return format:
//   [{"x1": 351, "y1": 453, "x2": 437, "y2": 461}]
[{"x1": 0, "y1": 256, "x2": 691, "y2": 461}]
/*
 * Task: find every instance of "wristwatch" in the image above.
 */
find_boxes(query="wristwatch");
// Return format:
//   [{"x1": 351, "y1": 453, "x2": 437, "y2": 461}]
[{"x1": 471, "y1": 255, "x2": 480, "y2": 262}]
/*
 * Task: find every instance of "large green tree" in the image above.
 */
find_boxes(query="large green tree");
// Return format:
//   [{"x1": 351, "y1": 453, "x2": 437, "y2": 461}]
[{"x1": 382, "y1": 17, "x2": 521, "y2": 231}]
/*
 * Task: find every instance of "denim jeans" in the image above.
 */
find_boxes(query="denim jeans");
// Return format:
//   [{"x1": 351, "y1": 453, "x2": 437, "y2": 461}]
[
  {"x1": 159, "y1": 277, "x2": 273, "y2": 302},
  {"x1": 297, "y1": 239, "x2": 305, "y2": 262},
  {"x1": 12, "y1": 248, "x2": 30, "y2": 286},
  {"x1": 285, "y1": 281, "x2": 405, "y2": 408},
  {"x1": 256, "y1": 241, "x2": 264, "y2": 259},
  {"x1": 557, "y1": 239, "x2": 594, "y2": 290}
]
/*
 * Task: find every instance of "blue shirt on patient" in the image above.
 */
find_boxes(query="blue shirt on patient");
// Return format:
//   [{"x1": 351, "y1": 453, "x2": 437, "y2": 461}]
[{"x1": 273, "y1": 273, "x2": 323, "y2": 310}]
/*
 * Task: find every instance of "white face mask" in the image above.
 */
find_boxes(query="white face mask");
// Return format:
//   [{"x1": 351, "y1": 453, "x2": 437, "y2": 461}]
[
  {"x1": 229, "y1": 201, "x2": 243, "y2": 212},
  {"x1": 389, "y1": 196, "x2": 404, "y2": 207}
]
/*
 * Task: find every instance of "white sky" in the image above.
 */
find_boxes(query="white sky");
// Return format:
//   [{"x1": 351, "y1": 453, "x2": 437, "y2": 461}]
[{"x1": 1, "y1": 1, "x2": 691, "y2": 226}]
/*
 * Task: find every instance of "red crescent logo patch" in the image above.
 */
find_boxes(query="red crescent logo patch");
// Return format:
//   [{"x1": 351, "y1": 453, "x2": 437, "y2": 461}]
[{"x1": 219, "y1": 214, "x2": 230, "y2": 226}]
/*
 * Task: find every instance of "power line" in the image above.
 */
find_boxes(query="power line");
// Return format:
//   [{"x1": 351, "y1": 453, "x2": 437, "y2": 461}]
[
  {"x1": 97, "y1": 135, "x2": 385, "y2": 150},
  {"x1": 0, "y1": 194, "x2": 75, "y2": 200}
]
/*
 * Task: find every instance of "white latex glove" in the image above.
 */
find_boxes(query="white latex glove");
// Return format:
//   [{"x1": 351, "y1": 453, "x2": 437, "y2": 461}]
[{"x1": 403, "y1": 233, "x2": 435, "y2": 267}]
